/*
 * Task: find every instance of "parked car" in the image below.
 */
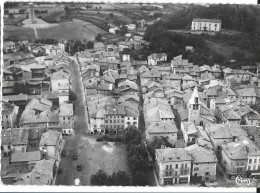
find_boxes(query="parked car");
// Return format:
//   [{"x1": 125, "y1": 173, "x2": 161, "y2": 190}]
[
  {"x1": 73, "y1": 152, "x2": 78, "y2": 160},
  {"x1": 61, "y1": 150, "x2": 66, "y2": 157},
  {"x1": 76, "y1": 164, "x2": 82, "y2": 171}
]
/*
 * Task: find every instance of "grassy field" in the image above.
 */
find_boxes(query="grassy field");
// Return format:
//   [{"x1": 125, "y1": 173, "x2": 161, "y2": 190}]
[
  {"x1": 205, "y1": 39, "x2": 254, "y2": 60},
  {"x1": 4, "y1": 25, "x2": 36, "y2": 41},
  {"x1": 37, "y1": 19, "x2": 106, "y2": 41},
  {"x1": 4, "y1": 19, "x2": 106, "y2": 41},
  {"x1": 76, "y1": 136, "x2": 130, "y2": 185}
]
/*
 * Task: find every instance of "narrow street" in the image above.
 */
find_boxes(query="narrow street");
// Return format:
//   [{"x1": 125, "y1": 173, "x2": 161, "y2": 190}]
[{"x1": 55, "y1": 56, "x2": 88, "y2": 185}]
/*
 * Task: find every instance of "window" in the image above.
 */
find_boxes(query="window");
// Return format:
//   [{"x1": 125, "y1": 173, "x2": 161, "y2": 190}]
[
  {"x1": 175, "y1": 171, "x2": 178, "y2": 176},
  {"x1": 175, "y1": 164, "x2": 178, "y2": 169},
  {"x1": 254, "y1": 159, "x2": 257, "y2": 163},
  {"x1": 237, "y1": 168, "x2": 243, "y2": 172},
  {"x1": 1, "y1": 146, "x2": 3, "y2": 151},
  {"x1": 194, "y1": 167, "x2": 199, "y2": 171},
  {"x1": 205, "y1": 172, "x2": 210, "y2": 175},
  {"x1": 8, "y1": 145, "x2": 10, "y2": 149},
  {"x1": 249, "y1": 159, "x2": 252, "y2": 164},
  {"x1": 6, "y1": 115, "x2": 8, "y2": 118},
  {"x1": 185, "y1": 163, "x2": 187, "y2": 168},
  {"x1": 166, "y1": 165, "x2": 169, "y2": 170}
]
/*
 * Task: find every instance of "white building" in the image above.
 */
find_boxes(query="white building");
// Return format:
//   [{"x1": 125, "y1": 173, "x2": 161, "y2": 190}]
[{"x1": 191, "y1": 18, "x2": 221, "y2": 32}]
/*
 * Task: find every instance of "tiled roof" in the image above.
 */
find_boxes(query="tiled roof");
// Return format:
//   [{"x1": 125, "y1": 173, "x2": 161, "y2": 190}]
[
  {"x1": 147, "y1": 122, "x2": 178, "y2": 134},
  {"x1": 2, "y1": 128, "x2": 29, "y2": 145},
  {"x1": 156, "y1": 148, "x2": 192, "y2": 162},
  {"x1": 185, "y1": 144, "x2": 217, "y2": 163},
  {"x1": 39, "y1": 130, "x2": 61, "y2": 146},
  {"x1": 11, "y1": 151, "x2": 41, "y2": 163},
  {"x1": 192, "y1": 18, "x2": 221, "y2": 23},
  {"x1": 2, "y1": 101, "x2": 17, "y2": 115}
]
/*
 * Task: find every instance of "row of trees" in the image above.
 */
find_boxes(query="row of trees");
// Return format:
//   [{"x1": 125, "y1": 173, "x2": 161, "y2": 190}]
[
  {"x1": 90, "y1": 170, "x2": 131, "y2": 186},
  {"x1": 65, "y1": 40, "x2": 94, "y2": 55},
  {"x1": 35, "y1": 38, "x2": 58, "y2": 45},
  {"x1": 124, "y1": 125, "x2": 149, "y2": 186}
]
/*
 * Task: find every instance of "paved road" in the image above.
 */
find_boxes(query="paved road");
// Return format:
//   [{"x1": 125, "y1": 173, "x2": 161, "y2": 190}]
[{"x1": 55, "y1": 56, "x2": 88, "y2": 185}]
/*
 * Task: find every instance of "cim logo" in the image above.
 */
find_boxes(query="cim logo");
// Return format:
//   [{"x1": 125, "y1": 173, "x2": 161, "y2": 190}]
[{"x1": 235, "y1": 175, "x2": 256, "y2": 186}]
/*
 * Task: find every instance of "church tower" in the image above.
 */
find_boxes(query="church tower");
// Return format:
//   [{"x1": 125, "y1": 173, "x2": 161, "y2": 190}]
[{"x1": 188, "y1": 86, "x2": 201, "y2": 124}]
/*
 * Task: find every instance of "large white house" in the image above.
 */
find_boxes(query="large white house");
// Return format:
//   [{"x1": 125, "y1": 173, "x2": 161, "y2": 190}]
[{"x1": 191, "y1": 18, "x2": 221, "y2": 32}]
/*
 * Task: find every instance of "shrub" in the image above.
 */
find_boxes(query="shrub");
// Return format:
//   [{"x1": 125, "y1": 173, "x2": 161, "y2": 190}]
[{"x1": 96, "y1": 138, "x2": 103, "y2": 142}]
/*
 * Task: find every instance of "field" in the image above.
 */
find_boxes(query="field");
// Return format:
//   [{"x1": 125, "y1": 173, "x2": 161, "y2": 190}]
[
  {"x1": 205, "y1": 39, "x2": 254, "y2": 60},
  {"x1": 76, "y1": 136, "x2": 130, "y2": 185},
  {"x1": 4, "y1": 26, "x2": 35, "y2": 41},
  {"x1": 4, "y1": 19, "x2": 106, "y2": 41}
]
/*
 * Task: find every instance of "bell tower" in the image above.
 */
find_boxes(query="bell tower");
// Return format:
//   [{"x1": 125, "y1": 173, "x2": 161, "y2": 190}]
[{"x1": 188, "y1": 86, "x2": 201, "y2": 124}]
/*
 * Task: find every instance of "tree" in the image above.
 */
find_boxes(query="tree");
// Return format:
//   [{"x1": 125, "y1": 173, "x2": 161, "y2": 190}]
[
  {"x1": 8, "y1": 13, "x2": 14, "y2": 19},
  {"x1": 232, "y1": 50, "x2": 245, "y2": 60},
  {"x1": 95, "y1": 34, "x2": 103, "y2": 42},
  {"x1": 109, "y1": 13, "x2": 114, "y2": 18},
  {"x1": 108, "y1": 171, "x2": 131, "y2": 186},
  {"x1": 127, "y1": 154, "x2": 148, "y2": 173},
  {"x1": 147, "y1": 136, "x2": 171, "y2": 159},
  {"x1": 86, "y1": 41, "x2": 94, "y2": 49},
  {"x1": 124, "y1": 125, "x2": 142, "y2": 145},
  {"x1": 69, "y1": 90, "x2": 77, "y2": 101},
  {"x1": 120, "y1": 25, "x2": 128, "y2": 35},
  {"x1": 132, "y1": 171, "x2": 148, "y2": 186},
  {"x1": 90, "y1": 170, "x2": 108, "y2": 185}
]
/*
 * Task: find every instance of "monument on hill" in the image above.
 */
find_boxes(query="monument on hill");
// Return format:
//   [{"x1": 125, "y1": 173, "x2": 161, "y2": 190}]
[{"x1": 28, "y1": 3, "x2": 36, "y2": 23}]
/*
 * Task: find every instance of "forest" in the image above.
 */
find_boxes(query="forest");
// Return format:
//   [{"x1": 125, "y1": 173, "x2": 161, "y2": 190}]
[{"x1": 144, "y1": 4, "x2": 260, "y2": 67}]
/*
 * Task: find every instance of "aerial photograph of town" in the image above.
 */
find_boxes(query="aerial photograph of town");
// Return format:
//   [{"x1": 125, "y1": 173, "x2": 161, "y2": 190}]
[{"x1": 1, "y1": 1, "x2": 260, "y2": 188}]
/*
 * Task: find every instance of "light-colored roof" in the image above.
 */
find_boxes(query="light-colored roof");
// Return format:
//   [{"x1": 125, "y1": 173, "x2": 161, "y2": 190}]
[
  {"x1": 156, "y1": 148, "x2": 192, "y2": 162},
  {"x1": 147, "y1": 122, "x2": 178, "y2": 134},
  {"x1": 59, "y1": 103, "x2": 73, "y2": 117},
  {"x1": 183, "y1": 122, "x2": 198, "y2": 135},
  {"x1": 39, "y1": 130, "x2": 61, "y2": 146},
  {"x1": 185, "y1": 144, "x2": 217, "y2": 163},
  {"x1": 192, "y1": 18, "x2": 221, "y2": 23},
  {"x1": 10, "y1": 151, "x2": 41, "y2": 163}
]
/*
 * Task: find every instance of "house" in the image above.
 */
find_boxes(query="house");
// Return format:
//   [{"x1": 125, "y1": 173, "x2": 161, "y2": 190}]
[
  {"x1": 2, "y1": 101, "x2": 19, "y2": 129},
  {"x1": 191, "y1": 18, "x2": 221, "y2": 32},
  {"x1": 58, "y1": 39, "x2": 67, "y2": 52},
  {"x1": 185, "y1": 144, "x2": 218, "y2": 183},
  {"x1": 2, "y1": 81, "x2": 16, "y2": 95},
  {"x1": 3, "y1": 68, "x2": 14, "y2": 81},
  {"x1": 205, "y1": 122, "x2": 248, "y2": 158},
  {"x1": 124, "y1": 104, "x2": 139, "y2": 129},
  {"x1": 233, "y1": 69, "x2": 251, "y2": 83},
  {"x1": 181, "y1": 122, "x2": 198, "y2": 146},
  {"x1": 3, "y1": 52, "x2": 35, "y2": 66},
  {"x1": 1, "y1": 128, "x2": 29, "y2": 156},
  {"x1": 3, "y1": 41, "x2": 17, "y2": 53},
  {"x1": 235, "y1": 88, "x2": 256, "y2": 106},
  {"x1": 104, "y1": 104, "x2": 126, "y2": 134},
  {"x1": 39, "y1": 130, "x2": 63, "y2": 160},
  {"x1": 51, "y1": 79, "x2": 70, "y2": 92},
  {"x1": 85, "y1": 80, "x2": 113, "y2": 96},
  {"x1": 19, "y1": 98, "x2": 60, "y2": 128},
  {"x1": 148, "y1": 53, "x2": 167, "y2": 66},
  {"x1": 109, "y1": 27, "x2": 119, "y2": 34},
  {"x1": 146, "y1": 122, "x2": 178, "y2": 145},
  {"x1": 144, "y1": 98, "x2": 175, "y2": 123},
  {"x1": 27, "y1": 63, "x2": 46, "y2": 79},
  {"x1": 87, "y1": 95, "x2": 116, "y2": 134},
  {"x1": 59, "y1": 103, "x2": 74, "y2": 134},
  {"x1": 14, "y1": 159, "x2": 55, "y2": 185},
  {"x1": 155, "y1": 147, "x2": 192, "y2": 185},
  {"x1": 10, "y1": 151, "x2": 41, "y2": 164},
  {"x1": 126, "y1": 24, "x2": 136, "y2": 31},
  {"x1": 220, "y1": 135, "x2": 260, "y2": 179},
  {"x1": 141, "y1": 69, "x2": 161, "y2": 81},
  {"x1": 211, "y1": 64, "x2": 222, "y2": 79},
  {"x1": 165, "y1": 89, "x2": 183, "y2": 106}
]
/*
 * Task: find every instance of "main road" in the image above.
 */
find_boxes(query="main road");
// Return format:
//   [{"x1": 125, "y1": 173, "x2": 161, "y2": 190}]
[{"x1": 55, "y1": 56, "x2": 89, "y2": 185}]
